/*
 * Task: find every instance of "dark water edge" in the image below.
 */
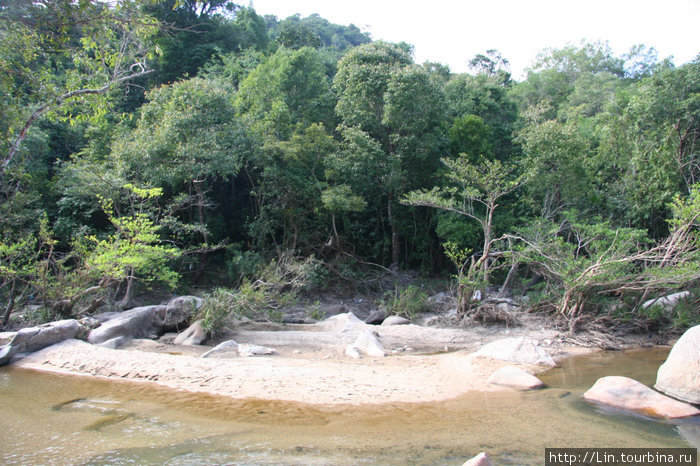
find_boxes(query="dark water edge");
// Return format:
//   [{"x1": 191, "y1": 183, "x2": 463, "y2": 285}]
[{"x1": 0, "y1": 347, "x2": 697, "y2": 465}]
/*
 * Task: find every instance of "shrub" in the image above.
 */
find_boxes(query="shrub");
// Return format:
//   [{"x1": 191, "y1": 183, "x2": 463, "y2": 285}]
[{"x1": 382, "y1": 285, "x2": 429, "y2": 320}]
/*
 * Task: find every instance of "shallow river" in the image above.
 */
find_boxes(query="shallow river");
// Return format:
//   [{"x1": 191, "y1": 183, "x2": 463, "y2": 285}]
[{"x1": 1, "y1": 348, "x2": 698, "y2": 465}]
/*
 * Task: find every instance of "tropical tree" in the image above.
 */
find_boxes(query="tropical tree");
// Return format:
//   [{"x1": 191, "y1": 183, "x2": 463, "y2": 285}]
[
  {"x1": 333, "y1": 41, "x2": 446, "y2": 266},
  {"x1": 0, "y1": 0, "x2": 160, "y2": 177},
  {"x1": 403, "y1": 155, "x2": 523, "y2": 312}
]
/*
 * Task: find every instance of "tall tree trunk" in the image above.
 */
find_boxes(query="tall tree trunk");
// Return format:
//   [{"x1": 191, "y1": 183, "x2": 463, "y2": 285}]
[
  {"x1": 331, "y1": 213, "x2": 341, "y2": 257},
  {"x1": 193, "y1": 179, "x2": 209, "y2": 282},
  {"x1": 116, "y1": 270, "x2": 135, "y2": 310},
  {"x1": 388, "y1": 199, "x2": 399, "y2": 268}
]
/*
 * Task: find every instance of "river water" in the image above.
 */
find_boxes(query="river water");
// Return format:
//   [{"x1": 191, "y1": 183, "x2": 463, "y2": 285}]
[{"x1": 1, "y1": 347, "x2": 698, "y2": 465}]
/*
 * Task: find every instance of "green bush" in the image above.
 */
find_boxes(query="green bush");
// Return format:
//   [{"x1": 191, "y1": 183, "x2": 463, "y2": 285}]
[
  {"x1": 226, "y1": 247, "x2": 265, "y2": 285},
  {"x1": 382, "y1": 285, "x2": 429, "y2": 320},
  {"x1": 670, "y1": 296, "x2": 700, "y2": 331},
  {"x1": 198, "y1": 288, "x2": 240, "y2": 335},
  {"x1": 199, "y1": 252, "x2": 324, "y2": 333}
]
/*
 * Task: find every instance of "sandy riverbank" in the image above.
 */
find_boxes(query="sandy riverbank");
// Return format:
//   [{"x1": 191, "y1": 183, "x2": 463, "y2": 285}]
[{"x1": 10, "y1": 314, "x2": 597, "y2": 405}]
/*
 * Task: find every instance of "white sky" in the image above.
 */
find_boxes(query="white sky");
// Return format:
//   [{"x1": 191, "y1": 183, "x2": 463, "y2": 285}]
[{"x1": 249, "y1": 0, "x2": 700, "y2": 78}]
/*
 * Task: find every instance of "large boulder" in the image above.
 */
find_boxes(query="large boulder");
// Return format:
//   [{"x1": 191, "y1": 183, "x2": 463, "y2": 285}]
[
  {"x1": 472, "y1": 337, "x2": 556, "y2": 366},
  {"x1": 87, "y1": 305, "x2": 164, "y2": 345},
  {"x1": 655, "y1": 324, "x2": 700, "y2": 404},
  {"x1": 487, "y1": 365, "x2": 545, "y2": 390},
  {"x1": 154, "y1": 296, "x2": 203, "y2": 332},
  {"x1": 173, "y1": 320, "x2": 207, "y2": 346},
  {"x1": 583, "y1": 376, "x2": 700, "y2": 419},
  {"x1": 0, "y1": 319, "x2": 82, "y2": 365}
]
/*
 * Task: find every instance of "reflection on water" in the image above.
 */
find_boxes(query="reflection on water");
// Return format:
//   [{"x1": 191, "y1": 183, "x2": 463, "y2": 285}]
[{"x1": 0, "y1": 348, "x2": 696, "y2": 465}]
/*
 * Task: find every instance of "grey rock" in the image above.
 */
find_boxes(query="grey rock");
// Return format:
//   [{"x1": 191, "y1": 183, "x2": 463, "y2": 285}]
[
  {"x1": 96, "y1": 336, "x2": 129, "y2": 349},
  {"x1": 0, "y1": 345, "x2": 13, "y2": 365},
  {"x1": 87, "y1": 305, "x2": 163, "y2": 345},
  {"x1": 0, "y1": 319, "x2": 81, "y2": 365},
  {"x1": 487, "y1": 365, "x2": 545, "y2": 390},
  {"x1": 472, "y1": 337, "x2": 556, "y2": 366},
  {"x1": 349, "y1": 330, "x2": 385, "y2": 357},
  {"x1": 322, "y1": 304, "x2": 347, "y2": 317},
  {"x1": 282, "y1": 308, "x2": 312, "y2": 324},
  {"x1": 655, "y1": 324, "x2": 700, "y2": 404},
  {"x1": 381, "y1": 315, "x2": 411, "y2": 326},
  {"x1": 201, "y1": 340, "x2": 239, "y2": 358},
  {"x1": 173, "y1": 320, "x2": 207, "y2": 346},
  {"x1": 154, "y1": 295, "x2": 202, "y2": 332},
  {"x1": 238, "y1": 343, "x2": 276, "y2": 357},
  {"x1": 91, "y1": 311, "x2": 121, "y2": 323},
  {"x1": 0, "y1": 331, "x2": 17, "y2": 346},
  {"x1": 317, "y1": 312, "x2": 366, "y2": 332},
  {"x1": 643, "y1": 291, "x2": 691, "y2": 311},
  {"x1": 10, "y1": 319, "x2": 82, "y2": 353},
  {"x1": 365, "y1": 308, "x2": 387, "y2": 325}
]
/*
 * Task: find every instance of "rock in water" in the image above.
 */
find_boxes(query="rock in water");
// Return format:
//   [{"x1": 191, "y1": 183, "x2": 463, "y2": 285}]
[
  {"x1": 463, "y1": 452, "x2": 493, "y2": 466},
  {"x1": 487, "y1": 366, "x2": 545, "y2": 390},
  {"x1": 655, "y1": 324, "x2": 700, "y2": 404},
  {"x1": 0, "y1": 319, "x2": 82, "y2": 365},
  {"x1": 472, "y1": 337, "x2": 556, "y2": 366},
  {"x1": 173, "y1": 320, "x2": 207, "y2": 346},
  {"x1": 583, "y1": 376, "x2": 700, "y2": 419},
  {"x1": 87, "y1": 305, "x2": 163, "y2": 344}
]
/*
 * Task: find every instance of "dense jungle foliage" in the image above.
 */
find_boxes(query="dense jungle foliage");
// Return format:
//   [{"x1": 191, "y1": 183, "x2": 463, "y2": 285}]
[{"x1": 1, "y1": 0, "x2": 698, "y2": 332}]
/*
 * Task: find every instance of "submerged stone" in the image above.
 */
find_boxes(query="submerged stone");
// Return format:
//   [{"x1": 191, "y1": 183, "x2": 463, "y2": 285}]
[
  {"x1": 487, "y1": 365, "x2": 545, "y2": 390},
  {"x1": 583, "y1": 376, "x2": 700, "y2": 419}
]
